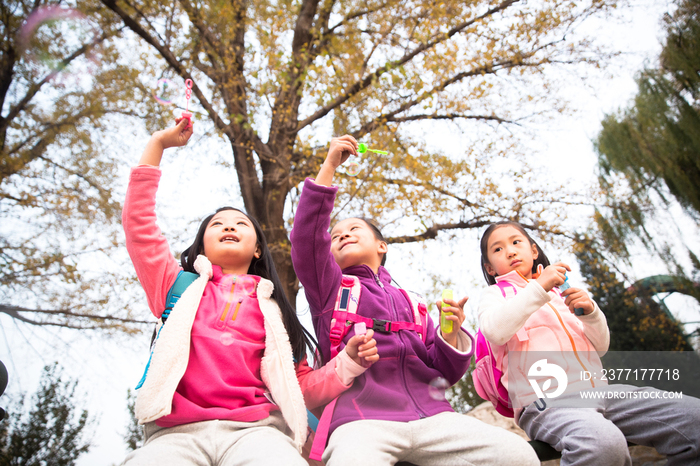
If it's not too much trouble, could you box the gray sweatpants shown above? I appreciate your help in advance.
[121,411,307,466]
[322,411,540,466]
[518,384,700,466]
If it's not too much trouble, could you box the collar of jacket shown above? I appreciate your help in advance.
[342,264,391,286]
[495,269,530,288]
[135,255,308,452]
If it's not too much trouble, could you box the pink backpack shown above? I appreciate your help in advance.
[472,281,518,417]
[309,274,428,461]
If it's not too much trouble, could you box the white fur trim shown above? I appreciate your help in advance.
[135,255,212,423]
[258,278,308,452]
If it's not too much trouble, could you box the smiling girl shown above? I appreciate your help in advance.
[121,120,378,465]
[289,135,539,466]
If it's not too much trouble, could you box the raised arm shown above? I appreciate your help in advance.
[122,119,194,317]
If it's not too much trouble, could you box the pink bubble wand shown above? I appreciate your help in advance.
[181,79,193,127]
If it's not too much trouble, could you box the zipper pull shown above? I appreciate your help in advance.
[374,274,384,288]
[231,298,243,322]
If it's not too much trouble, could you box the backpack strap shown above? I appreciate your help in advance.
[137,270,199,389]
[496,280,517,299]
[162,271,199,322]
[329,275,362,358]
[329,276,430,358]
[398,289,428,343]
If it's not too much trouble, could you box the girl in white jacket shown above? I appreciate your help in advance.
[121,119,378,465]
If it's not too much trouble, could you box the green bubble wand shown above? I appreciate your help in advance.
[342,143,389,176]
[357,143,388,155]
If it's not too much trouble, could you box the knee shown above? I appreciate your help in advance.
[563,428,629,464]
[502,435,540,466]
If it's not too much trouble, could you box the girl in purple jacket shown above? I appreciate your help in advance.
[290,135,539,465]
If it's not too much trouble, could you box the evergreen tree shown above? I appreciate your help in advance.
[123,389,142,452]
[575,241,694,352]
[0,364,91,466]
[594,0,700,256]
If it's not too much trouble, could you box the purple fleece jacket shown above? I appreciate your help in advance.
[290,178,474,436]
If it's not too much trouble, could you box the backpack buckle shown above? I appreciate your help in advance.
[371,319,391,334]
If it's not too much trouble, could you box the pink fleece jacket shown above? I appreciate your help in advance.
[123,165,364,428]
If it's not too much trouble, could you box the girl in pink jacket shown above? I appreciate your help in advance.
[121,119,378,466]
[478,220,700,466]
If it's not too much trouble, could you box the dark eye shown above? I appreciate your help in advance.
[494,247,502,253]
[513,239,521,245]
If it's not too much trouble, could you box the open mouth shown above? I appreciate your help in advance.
[220,235,239,243]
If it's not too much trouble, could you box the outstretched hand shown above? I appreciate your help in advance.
[437,296,469,348]
[314,134,358,187]
[345,328,379,368]
[156,117,194,149]
[138,118,194,166]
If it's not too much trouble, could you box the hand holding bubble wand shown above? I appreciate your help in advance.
[340,143,389,177]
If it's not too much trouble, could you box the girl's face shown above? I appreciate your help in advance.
[330,218,387,272]
[202,210,260,275]
[484,225,539,279]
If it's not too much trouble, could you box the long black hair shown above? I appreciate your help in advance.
[181,207,317,363]
[479,221,550,285]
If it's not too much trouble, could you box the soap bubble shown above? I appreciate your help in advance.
[428,377,449,401]
[345,161,361,177]
[19,6,99,82]
[154,78,177,106]
[220,332,235,346]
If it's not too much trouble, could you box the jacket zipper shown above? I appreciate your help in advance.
[220,277,237,322]
[547,302,595,388]
[376,270,426,418]
[515,271,595,389]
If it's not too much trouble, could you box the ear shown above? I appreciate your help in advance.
[484,262,496,277]
[377,241,388,255]
[531,243,539,260]
[254,245,262,259]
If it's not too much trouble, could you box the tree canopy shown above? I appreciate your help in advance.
[97,0,617,302]
[1,0,152,332]
[2,0,620,331]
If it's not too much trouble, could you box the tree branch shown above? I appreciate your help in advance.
[0,304,152,329]
[297,0,520,130]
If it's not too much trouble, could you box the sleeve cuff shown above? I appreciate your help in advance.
[335,349,368,386]
[437,328,474,355]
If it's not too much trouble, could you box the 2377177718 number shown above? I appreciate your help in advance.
[581,368,681,382]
